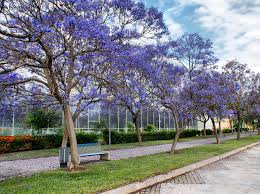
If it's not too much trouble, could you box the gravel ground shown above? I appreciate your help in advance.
[0,133,253,181]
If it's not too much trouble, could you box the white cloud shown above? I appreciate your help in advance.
[190,0,260,73]
[164,13,183,38]
[162,0,260,72]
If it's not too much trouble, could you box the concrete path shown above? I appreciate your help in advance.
[0,133,253,181]
[137,143,260,194]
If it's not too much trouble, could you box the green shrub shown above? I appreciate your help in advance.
[142,131,176,142]
[0,133,98,154]
[241,128,249,132]
[222,128,232,133]
[32,133,98,150]
[32,136,51,150]
[144,124,157,132]
[102,129,199,144]
[76,132,98,144]
[233,128,249,132]
[10,136,32,152]
[126,122,136,132]
[198,129,213,136]
[102,130,137,144]
[205,129,213,135]
[179,129,197,138]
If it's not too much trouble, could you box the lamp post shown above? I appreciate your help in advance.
[106,95,114,150]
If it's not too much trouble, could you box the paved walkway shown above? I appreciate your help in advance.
[135,143,260,194]
[0,133,253,181]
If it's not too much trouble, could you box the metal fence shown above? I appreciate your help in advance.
[0,104,198,136]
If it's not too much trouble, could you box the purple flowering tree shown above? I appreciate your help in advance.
[0,60,24,114]
[242,73,260,134]
[149,34,218,152]
[168,33,218,133]
[168,33,218,77]
[222,60,254,140]
[104,45,157,144]
[191,70,237,144]
[0,0,166,169]
[148,47,190,153]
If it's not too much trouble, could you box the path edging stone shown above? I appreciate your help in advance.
[101,141,260,194]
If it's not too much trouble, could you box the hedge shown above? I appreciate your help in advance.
[222,128,233,134]
[198,129,214,136]
[0,133,98,154]
[102,129,199,144]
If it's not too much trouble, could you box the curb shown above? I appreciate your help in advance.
[101,141,260,194]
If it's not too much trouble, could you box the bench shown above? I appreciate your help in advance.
[77,142,110,161]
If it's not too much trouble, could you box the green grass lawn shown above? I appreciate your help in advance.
[0,135,259,194]
[0,135,219,162]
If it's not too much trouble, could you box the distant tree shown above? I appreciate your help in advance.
[223,60,253,140]
[105,46,155,144]
[148,48,189,153]
[24,108,61,130]
[168,33,218,135]
[168,33,218,78]
[190,70,237,144]
[197,113,209,137]
[150,34,218,153]
[243,73,260,132]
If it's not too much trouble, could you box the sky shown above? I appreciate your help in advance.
[139,0,260,73]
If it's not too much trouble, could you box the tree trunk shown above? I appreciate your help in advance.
[61,126,69,147]
[218,120,223,137]
[133,115,142,145]
[62,114,77,147]
[210,117,220,144]
[64,105,80,170]
[229,117,234,134]
[170,113,181,154]
[237,113,241,140]
[203,121,206,137]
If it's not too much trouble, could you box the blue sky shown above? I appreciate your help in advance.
[139,0,260,73]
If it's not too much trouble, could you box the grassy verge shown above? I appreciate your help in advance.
[0,135,219,161]
[0,135,259,194]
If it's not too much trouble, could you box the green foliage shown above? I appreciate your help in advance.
[24,109,61,130]
[239,128,249,132]
[222,128,232,133]
[144,124,157,132]
[231,128,249,132]
[0,136,32,153]
[0,133,98,154]
[179,129,198,138]
[102,129,199,144]
[32,133,98,150]
[76,132,98,144]
[205,129,213,135]
[126,122,135,132]
[93,120,108,131]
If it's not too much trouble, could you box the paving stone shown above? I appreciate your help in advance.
[134,170,205,194]
[135,144,260,194]
[160,144,260,194]
[199,161,229,170]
